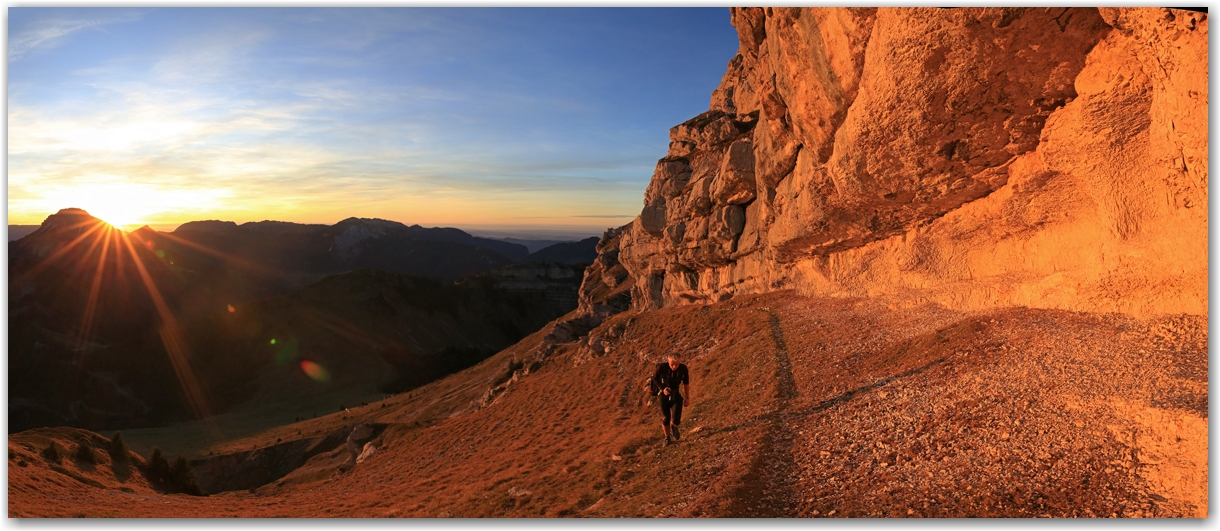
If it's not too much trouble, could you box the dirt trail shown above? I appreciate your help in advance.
[768,312,799,402]
[732,312,801,516]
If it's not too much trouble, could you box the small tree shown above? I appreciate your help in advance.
[170,456,204,496]
[108,432,131,462]
[73,439,98,464]
[146,447,171,483]
[41,441,64,464]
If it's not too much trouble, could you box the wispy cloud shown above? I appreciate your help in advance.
[149,24,272,83]
[9,12,139,61]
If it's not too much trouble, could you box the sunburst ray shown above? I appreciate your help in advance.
[13,220,108,284]
[118,232,220,439]
[71,224,116,366]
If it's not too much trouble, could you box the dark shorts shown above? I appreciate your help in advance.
[659,394,683,426]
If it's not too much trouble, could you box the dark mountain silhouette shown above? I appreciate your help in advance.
[168,217,527,285]
[8,209,582,434]
[10,209,188,431]
[522,237,599,265]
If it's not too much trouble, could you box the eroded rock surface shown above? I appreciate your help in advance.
[603,7,1207,317]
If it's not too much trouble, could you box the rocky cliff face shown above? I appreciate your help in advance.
[597,7,1207,317]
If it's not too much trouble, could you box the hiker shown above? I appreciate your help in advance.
[651,354,691,445]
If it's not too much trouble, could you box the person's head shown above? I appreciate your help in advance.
[667,354,680,370]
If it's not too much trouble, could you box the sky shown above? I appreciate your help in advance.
[7,7,739,237]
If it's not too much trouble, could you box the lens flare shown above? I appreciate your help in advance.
[270,338,277,345]
[300,360,331,383]
[272,337,299,365]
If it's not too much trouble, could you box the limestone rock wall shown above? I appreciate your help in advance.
[607,7,1207,317]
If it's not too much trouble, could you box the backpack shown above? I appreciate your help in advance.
[642,372,662,406]
[646,376,661,396]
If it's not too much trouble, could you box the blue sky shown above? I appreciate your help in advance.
[7,8,739,237]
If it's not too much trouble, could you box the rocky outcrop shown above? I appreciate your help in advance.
[342,424,374,468]
[189,423,388,493]
[576,226,633,319]
[603,7,1207,317]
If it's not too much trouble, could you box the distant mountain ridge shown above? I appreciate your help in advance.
[489,237,565,254]
[171,216,529,272]
[522,236,599,265]
[13,218,603,268]
[8,209,590,433]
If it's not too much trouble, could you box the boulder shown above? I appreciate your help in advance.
[712,139,757,205]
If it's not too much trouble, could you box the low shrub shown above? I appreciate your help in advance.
[41,441,64,463]
[144,447,205,496]
[74,439,98,464]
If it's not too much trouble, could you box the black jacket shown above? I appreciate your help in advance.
[653,363,689,398]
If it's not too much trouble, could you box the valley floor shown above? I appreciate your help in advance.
[9,292,1208,517]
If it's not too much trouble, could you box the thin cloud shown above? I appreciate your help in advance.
[149,24,273,83]
[9,12,139,61]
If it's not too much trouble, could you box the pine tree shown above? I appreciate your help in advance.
[146,447,171,483]
[169,455,204,496]
[108,432,130,462]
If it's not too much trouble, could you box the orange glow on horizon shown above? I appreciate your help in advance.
[9,178,234,230]
[9,201,633,235]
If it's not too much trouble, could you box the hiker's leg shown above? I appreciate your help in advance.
[660,397,673,440]
[671,397,684,440]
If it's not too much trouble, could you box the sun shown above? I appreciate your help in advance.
[18,181,160,231]
[72,198,152,231]
[15,177,230,232]
[82,206,145,231]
